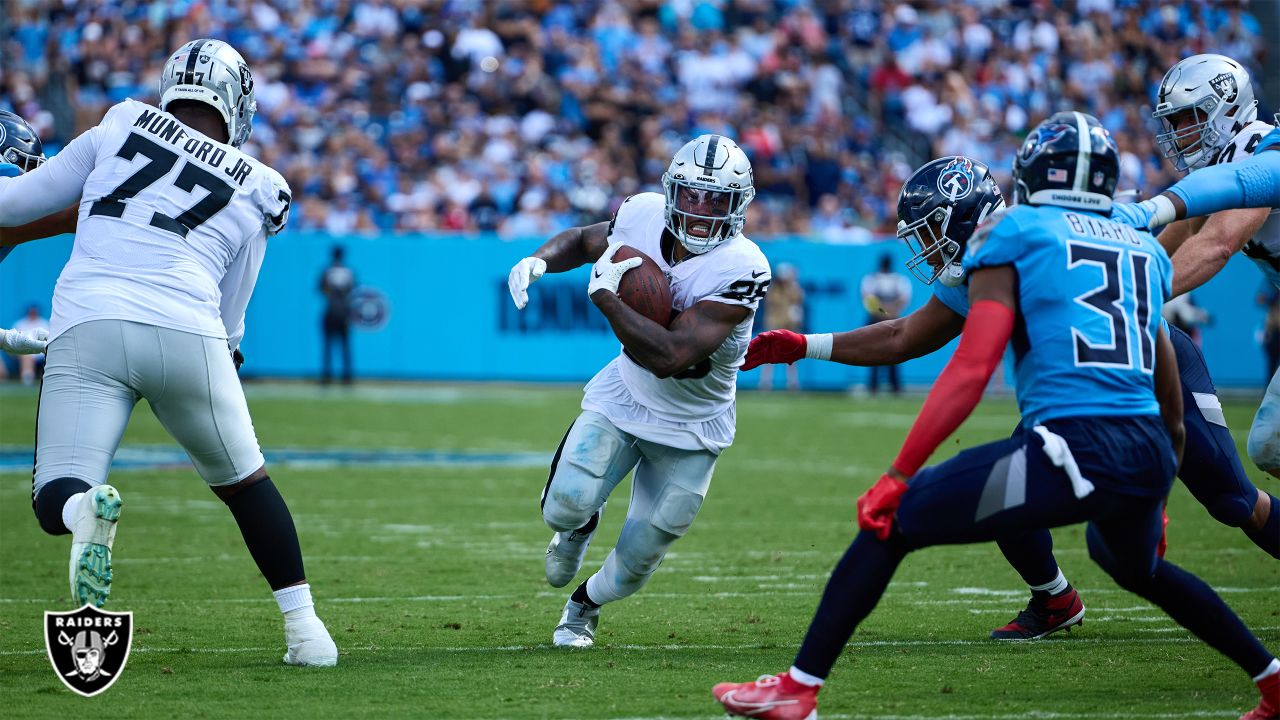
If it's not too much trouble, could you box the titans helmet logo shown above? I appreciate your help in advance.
[936,157,975,201]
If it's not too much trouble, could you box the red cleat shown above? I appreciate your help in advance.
[1241,671,1280,720]
[990,587,1085,640]
[712,672,819,720]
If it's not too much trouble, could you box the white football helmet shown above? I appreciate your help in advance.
[159,39,257,147]
[1153,54,1258,172]
[661,134,755,254]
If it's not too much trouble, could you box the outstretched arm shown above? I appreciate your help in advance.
[857,265,1017,539]
[508,221,612,309]
[0,205,78,248]
[1132,142,1280,227]
[743,295,965,370]
[1166,207,1271,297]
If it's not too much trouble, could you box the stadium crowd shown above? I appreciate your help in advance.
[1,0,1271,240]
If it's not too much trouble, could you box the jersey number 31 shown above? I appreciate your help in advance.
[1068,241,1157,373]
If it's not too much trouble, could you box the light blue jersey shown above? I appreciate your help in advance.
[931,279,969,316]
[961,204,1173,426]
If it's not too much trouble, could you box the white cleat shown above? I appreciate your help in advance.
[68,485,123,608]
[282,615,338,667]
[545,504,604,588]
[552,598,599,648]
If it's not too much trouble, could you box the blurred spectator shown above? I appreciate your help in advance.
[12,304,49,385]
[1163,294,1211,347]
[758,263,804,392]
[319,245,355,385]
[861,254,911,396]
[1,1,1266,238]
[1259,284,1280,381]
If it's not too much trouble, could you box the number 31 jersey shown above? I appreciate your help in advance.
[962,204,1172,427]
[0,99,290,348]
[590,192,771,436]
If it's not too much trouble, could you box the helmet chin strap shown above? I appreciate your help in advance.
[940,263,966,287]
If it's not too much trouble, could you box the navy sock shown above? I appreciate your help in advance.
[570,581,599,608]
[793,530,909,679]
[995,528,1060,590]
[1244,494,1280,559]
[218,477,306,591]
[32,477,93,536]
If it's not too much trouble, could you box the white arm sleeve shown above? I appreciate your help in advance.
[218,231,268,350]
[0,123,101,226]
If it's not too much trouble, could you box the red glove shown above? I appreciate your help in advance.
[857,473,909,540]
[742,330,806,371]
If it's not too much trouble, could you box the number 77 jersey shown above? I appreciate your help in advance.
[0,99,291,348]
[962,204,1173,428]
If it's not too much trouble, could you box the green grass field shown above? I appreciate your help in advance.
[1,382,1277,719]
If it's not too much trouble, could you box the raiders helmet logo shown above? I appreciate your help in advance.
[239,63,254,96]
[44,605,133,697]
[1209,72,1238,103]
[936,157,975,201]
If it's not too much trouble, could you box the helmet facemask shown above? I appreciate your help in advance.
[1154,96,1223,172]
[899,204,963,286]
[662,176,754,254]
[1,146,45,173]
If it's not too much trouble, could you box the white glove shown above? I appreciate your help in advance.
[1,327,48,355]
[587,244,642,297]
[508,256,547,310]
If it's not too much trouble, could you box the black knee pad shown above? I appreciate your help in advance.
[32,477,94,536]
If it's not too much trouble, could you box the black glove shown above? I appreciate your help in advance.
[232,348,245,372]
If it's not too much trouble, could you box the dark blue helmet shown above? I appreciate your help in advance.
[896,156,1005,286]
[1013,111,1119,212]
[0,110,45,173]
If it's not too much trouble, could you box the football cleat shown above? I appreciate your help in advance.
[713,672,819,720]
[990,586,1085,640]
[68,485,123,608]
[545,504,604,588]
[552,598,599,648]
[1240,670,1280,720]
[282,615,338,667]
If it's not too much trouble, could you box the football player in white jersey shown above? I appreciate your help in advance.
[0,40,337,667]
[507,134,771,647]
[1150,55,1280,493]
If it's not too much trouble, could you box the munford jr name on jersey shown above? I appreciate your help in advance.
[131,107,254,185]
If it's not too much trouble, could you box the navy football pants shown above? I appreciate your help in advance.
[996,324,1274,584]
[792,417,1275,680]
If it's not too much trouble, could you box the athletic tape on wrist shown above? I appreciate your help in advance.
[805,333,833,361]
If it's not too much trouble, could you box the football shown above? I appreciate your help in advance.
[614,245,673,327]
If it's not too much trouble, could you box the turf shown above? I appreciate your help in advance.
[1,382,1276,719]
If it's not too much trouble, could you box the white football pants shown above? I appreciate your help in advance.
[1248,363,1280,474]
[541,410,717,604]
[32,319,265,499]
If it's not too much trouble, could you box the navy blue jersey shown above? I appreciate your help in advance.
[961,205,1173,426]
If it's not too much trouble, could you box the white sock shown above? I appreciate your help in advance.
[1029,569,1069,596]
[274,583,315,618]
[1253,657,1280,683]
[788,666,824,687]
[61,493,86,533]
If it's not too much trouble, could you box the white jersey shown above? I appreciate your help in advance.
[1213,120,1280,288]
[583,192,771,452]
[0,99,291,349]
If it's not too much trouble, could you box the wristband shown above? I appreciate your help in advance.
[804,333,833,360]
